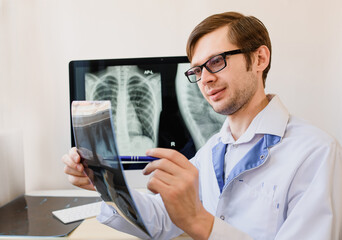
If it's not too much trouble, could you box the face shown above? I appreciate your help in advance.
[191,26,259,116]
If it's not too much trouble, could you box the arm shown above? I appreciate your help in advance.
[62,147,183,239]
[62,147,251,239]
[144,148,255,240]
[97,188,184,239]
[143,148,215,240]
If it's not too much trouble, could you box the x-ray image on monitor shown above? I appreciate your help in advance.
[84,66,162,156]
[69,56,224,169]
[175,64,226,149]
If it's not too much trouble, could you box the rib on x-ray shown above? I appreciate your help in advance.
[85,66,162,156]
[175,64,226,150]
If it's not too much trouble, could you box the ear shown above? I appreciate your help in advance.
[254,45,270,72]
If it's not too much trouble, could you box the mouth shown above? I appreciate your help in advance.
[207,88,226,101]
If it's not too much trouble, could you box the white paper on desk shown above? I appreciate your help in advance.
[71,101,151,238]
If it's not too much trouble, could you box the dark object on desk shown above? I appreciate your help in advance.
[0,195,101,237]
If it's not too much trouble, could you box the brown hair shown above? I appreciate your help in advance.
[186,12,272,86]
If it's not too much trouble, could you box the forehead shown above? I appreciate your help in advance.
[191,26,237,66]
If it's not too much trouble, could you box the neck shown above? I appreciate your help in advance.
[228,93,269,141]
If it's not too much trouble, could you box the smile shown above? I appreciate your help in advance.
[208,88,226,101]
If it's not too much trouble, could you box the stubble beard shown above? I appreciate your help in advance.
[212,74,258,116]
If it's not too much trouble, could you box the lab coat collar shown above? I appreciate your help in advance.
[218,94,289,144]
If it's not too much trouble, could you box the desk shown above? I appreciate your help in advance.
[70,216,191,240]
[0,190,191,240]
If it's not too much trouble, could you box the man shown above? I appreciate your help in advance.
[62,12,342,239]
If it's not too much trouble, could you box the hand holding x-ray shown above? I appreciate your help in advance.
[62,147,96,191]
[70,100,151,238]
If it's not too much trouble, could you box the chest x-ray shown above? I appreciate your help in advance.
[85,66,162,156]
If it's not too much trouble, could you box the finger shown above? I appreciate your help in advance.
[81,184,96,191]
[150,169,176,186]
[63,165,86,177]
[62,153,83,172]
[146,148,191,168]
[69,147,81,163]
[147,174,170,195]
[67,175,95,191]
[143,158,180,176]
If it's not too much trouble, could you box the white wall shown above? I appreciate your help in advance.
[0,0,341,192]
[0,130,25,206]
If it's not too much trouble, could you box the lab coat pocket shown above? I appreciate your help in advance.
[223,180,280,239]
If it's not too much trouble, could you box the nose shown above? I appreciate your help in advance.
[200,67,217,85]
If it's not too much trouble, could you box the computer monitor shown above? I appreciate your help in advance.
[69,56,225,170]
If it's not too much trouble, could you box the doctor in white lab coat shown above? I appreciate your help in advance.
[62,11,342,240]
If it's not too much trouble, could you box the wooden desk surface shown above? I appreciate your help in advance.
[70,217,191,239]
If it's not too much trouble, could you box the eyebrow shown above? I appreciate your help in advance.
[190,52,222,67]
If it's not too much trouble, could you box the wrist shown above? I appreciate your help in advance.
[186,207,214,240]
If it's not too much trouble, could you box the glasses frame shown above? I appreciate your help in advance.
[184,49,243,83]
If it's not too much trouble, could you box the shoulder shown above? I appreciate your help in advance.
[285,115,337,148]
[279,115,341,168]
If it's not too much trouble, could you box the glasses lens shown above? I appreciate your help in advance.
[186,66,202,83]
[206,55,226,73]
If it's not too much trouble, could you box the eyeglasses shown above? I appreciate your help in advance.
[184,49,243,83]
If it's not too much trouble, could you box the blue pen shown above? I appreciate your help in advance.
[120,156,159,162]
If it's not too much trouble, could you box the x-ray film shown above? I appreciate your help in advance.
[71,101,151,238]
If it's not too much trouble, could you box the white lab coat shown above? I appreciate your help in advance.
[97,95,342,240]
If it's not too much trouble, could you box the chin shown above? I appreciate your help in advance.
[212,103,240,116]
[211,105,228,115]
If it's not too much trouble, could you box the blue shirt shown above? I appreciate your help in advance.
[97,95,342,240]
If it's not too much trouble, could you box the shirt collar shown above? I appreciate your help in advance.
[218,94,289,144]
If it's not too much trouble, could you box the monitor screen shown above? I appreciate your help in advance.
[69,56,225,169]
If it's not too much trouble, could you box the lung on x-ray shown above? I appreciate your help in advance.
[85,66,162,156]
[69,56,225,167]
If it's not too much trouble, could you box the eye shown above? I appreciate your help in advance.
[193,67,202,76]
[207,55,225,70]
[188,67,201,76]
